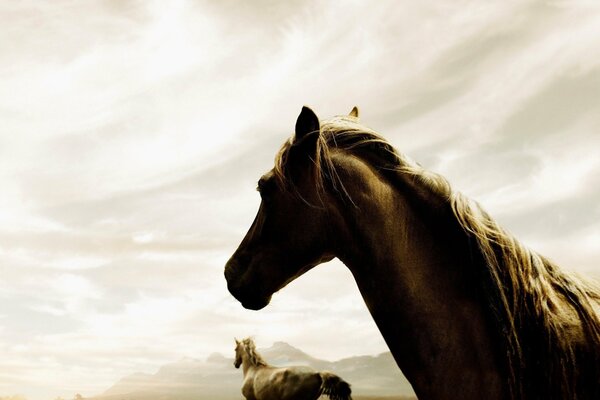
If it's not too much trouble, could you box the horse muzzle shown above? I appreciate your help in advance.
[227,281,271,310]
[224,262,272,310]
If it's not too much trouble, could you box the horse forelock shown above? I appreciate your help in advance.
[273,114,600,398]
[273,116,450,207]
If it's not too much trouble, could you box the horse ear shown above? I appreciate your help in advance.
[293,106,320,148]
[349,106,359,118]
[235,338,239,345]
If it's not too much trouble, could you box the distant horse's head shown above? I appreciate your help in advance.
[234,338,243,368]
[224,107,359,310]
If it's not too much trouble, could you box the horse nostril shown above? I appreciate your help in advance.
[227,281,242,299]
[224,263,238,282]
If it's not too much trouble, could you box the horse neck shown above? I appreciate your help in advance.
[241,348,264,377]
[241,353,254,376]
[242,359,253,377]
[330,159,506,399]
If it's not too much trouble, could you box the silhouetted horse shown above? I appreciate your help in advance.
[234,337,351,400]
[225,106,600,399]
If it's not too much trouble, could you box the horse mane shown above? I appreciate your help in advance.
[241,337,269,367]
[274,114,600,399]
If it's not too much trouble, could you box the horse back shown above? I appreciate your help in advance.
[253,366,322,400]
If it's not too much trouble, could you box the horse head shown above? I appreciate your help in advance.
[234,338,243,368]
[224,107,355,310]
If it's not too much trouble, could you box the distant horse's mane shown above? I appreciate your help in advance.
[274,115,600,399]
[241,337,268,367]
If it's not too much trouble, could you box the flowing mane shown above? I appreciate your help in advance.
[241,338,268,367]
[273,114,600,399]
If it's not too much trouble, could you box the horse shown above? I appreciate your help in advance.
[224,106,600,399]
[233,337,352,400]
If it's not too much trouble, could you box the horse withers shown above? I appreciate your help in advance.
[234,337,352,400]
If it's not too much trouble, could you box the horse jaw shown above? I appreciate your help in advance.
[226,282,272,311]
[224,268,273,310]
[240,295,271,311]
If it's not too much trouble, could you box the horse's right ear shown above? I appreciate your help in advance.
[293,106,320,150]
[235,338,239,345]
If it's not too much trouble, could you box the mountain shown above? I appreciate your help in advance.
[92,342,414,399]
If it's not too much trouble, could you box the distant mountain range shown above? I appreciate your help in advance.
[91,342,415,399]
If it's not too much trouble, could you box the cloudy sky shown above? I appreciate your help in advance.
[1,1,600,399]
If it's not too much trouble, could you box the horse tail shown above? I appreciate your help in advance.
[318,371,352,400]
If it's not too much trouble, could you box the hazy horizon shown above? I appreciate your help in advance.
[1,1,600,399]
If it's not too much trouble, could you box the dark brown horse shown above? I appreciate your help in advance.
[224,106,600,399]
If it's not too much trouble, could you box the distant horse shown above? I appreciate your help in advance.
[224,106,600,399]
[233,337,352,400]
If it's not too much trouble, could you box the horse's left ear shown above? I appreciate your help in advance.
[293,106,320,150]
[349,106,359,118]
[235,338,240,345]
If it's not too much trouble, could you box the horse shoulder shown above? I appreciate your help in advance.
[252,367,282,399]
[241,370,258,400]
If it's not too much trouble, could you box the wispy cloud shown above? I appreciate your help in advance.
[1,1,599,399]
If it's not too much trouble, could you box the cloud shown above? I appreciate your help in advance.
[1,1,599,399]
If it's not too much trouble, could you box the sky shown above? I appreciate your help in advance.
[1,0,600,399]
